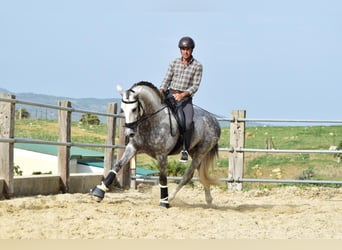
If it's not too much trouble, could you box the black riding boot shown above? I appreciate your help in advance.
[179,128,193,163]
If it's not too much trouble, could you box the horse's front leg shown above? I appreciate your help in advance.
[157,155,170,208]
[91,143,137,202]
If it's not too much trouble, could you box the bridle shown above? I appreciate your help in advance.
[122,89,167,131]
[121,96,143,130]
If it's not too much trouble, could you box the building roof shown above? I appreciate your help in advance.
[15,143,104,158]
[77,158,159,176]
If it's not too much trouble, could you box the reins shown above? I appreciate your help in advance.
[136,104,168,126]
[123,98,169,130]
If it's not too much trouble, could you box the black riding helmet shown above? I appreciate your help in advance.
[178,36,195,49]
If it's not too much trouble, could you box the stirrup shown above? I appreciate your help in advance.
[179,150,189,163]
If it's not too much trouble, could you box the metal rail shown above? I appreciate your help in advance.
[0,137,126,149]
[0,97,124,118]
[3,97,342,124]
[218,147,342,154]
[131,175,342,185]
[216,117,342,124]
[238,118,342,124]
[237,148,342,154]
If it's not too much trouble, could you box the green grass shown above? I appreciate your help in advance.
[14,119,113,150]
[215,124,336,148]
[219,125,342,189]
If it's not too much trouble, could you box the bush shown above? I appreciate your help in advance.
[15,108,30,119]
[79,113,100,125]
[298,166,315,180]
[335,141,342,159]
[14,165,23,176]
[167,160,187,176]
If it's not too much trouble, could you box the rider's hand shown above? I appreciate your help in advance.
[173,92,189,101]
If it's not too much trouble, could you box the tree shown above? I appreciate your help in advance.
[79,113,100,125]
[15,108,30,119]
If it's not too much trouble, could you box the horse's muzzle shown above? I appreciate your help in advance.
[124,122,138,137]
[125,128,135,138]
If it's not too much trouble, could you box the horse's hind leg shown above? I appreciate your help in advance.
[204,186,213,205]
[169,156,214,205]
[168,162,198,202]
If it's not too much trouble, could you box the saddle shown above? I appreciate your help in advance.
[163,89,185,130]
[163,90,190,155]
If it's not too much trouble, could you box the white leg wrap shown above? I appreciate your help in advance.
[160,197,169,204]
[159,184,169,203]
[96,181,109,192]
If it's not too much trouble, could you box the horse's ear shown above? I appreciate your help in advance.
[116,85,124,96]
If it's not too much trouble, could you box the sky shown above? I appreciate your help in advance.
[1,0,341,120]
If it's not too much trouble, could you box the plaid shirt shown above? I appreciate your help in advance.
[161,57,203,96]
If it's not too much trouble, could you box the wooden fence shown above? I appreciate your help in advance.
[1,93,342,198]
[0,93,131,198]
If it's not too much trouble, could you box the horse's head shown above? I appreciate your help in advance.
[117,85,143,137]
[117,81,164,138]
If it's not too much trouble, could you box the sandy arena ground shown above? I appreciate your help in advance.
[0,183,341,239]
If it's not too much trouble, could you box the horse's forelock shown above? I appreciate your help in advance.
[122,88,136,102]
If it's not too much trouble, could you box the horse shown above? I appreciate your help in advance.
[91,81,221,208]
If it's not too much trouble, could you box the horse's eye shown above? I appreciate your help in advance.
[132,108,137,113]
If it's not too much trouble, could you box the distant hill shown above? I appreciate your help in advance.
[0,87,11,93]
[0,88,120,122]
[1,88,260,127]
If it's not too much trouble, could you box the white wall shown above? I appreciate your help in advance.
[14,148,58,175]
[14,149,103,176]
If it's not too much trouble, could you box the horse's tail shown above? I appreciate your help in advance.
[198,143,220,187]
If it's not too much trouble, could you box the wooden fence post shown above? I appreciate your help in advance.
[0,93,15,197]
[228,110,246,191]
[116,114,131,189]
[58,100,71,193]
[104,103,117,176]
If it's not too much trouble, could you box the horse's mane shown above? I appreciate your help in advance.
[131,81,163,100]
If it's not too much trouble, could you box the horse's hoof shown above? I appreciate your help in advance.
[93,196,103,202]
[91,187,105,202]
[159,202,170,208]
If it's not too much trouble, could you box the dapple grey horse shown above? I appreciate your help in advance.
[91,81,221,208]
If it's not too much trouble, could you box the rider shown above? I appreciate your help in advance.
[159,36,203,162]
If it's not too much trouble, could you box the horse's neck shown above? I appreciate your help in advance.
[140,90,163,112]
